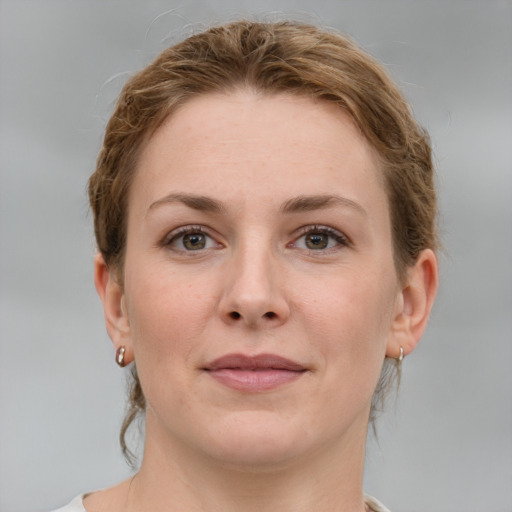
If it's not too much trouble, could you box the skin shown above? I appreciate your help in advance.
[92,90,438,512]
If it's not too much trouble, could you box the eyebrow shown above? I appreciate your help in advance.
[280,194,367,216]
[147,193,226,216]
[147,192,366,217]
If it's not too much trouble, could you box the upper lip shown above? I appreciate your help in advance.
[204,353,306,372]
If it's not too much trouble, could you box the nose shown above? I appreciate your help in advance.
[218,242,290,329]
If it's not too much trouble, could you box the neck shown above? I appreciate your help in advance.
[127,415,369,512]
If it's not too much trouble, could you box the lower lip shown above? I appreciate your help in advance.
[207,369,304,392]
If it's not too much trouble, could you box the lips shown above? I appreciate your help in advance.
[203,353,307,392]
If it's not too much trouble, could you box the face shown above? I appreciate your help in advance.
[112,91,406,468]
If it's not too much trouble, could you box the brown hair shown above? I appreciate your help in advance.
[89,20,438,465]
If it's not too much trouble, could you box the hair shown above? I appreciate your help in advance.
[89,20,438,465]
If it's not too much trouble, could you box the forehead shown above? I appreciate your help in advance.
[132,90,386,214]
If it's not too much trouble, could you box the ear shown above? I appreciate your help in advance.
[94,253,134,365]
[386,249,439,358]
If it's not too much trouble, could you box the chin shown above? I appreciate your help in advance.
[194,411,314,470]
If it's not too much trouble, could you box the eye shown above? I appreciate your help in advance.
[164,226,219,252]
[292,226,349,251]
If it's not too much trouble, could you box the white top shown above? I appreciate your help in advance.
[51,493,391,511]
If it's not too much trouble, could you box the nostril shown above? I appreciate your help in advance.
[227,311,278,321]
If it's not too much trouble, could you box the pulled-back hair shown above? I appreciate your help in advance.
[89,20,438,465]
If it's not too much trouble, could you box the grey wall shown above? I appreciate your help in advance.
[1,1,511,511]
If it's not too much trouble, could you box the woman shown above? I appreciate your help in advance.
[54,20,438,512]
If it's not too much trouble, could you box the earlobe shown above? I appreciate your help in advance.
[387,249,439,358]
[94,253,134,364]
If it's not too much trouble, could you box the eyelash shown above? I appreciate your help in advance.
[161,225,218,252]
[161,224,350,254]
[292,225,351,252]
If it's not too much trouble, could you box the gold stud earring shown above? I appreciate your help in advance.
[116,346,127,368]
[397,346,404,362]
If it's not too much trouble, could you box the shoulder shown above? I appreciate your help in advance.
[364,493,392,512]
[50,478,132,512]
[49,494,86,512]
[51,491,389,512]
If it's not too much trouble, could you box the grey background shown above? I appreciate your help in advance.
[1,1,511,511]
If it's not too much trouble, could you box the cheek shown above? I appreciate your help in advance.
[297,267,396,365]
[124,264,217,363]
[122,264,222,417]
[276,270,396,439]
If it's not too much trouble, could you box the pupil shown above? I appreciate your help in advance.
[306,233,328,249]
[184,233,205,250]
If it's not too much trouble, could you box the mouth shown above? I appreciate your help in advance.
[203,353,307,392]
